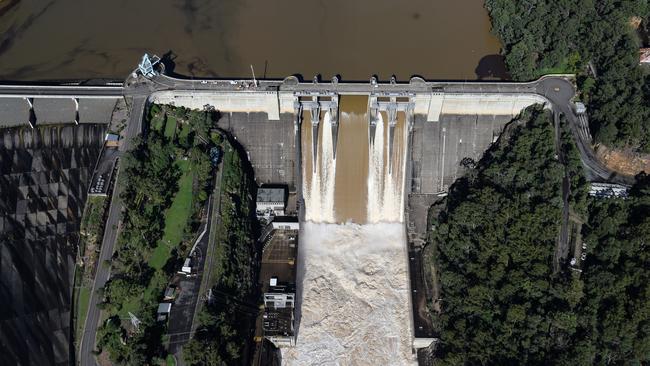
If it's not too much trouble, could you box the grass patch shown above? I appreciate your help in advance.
[166,354,177,366]
[150,105,164,131]
[75,286,91,341]
[80,196,107,254]
[178,123,191,140]
[118,295,141,319]
[164,116,177,139]
[151,115,165,132]
[149,160,193,270]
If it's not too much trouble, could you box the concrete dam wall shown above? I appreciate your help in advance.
[150,88,548,122]
[0,124,105,366]
[149,88,548,197]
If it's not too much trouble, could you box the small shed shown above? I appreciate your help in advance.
[157,303,172,321]
[105,133,120,147]
[181,258,192,274]
[163,286,176,301]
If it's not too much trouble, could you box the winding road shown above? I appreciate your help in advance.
[78,96,145,366]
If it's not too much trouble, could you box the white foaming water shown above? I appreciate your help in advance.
[303,111,337,223]
[282,223,416,365]
[367,114,386,223]
[291,98,414,365]
[367,113,407,223]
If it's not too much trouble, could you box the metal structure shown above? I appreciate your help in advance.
[138,53,161,78]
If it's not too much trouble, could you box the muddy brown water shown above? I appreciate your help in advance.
[0,0,505,81]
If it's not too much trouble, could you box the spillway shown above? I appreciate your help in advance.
[302,95,409,224]
[286,95,415,365]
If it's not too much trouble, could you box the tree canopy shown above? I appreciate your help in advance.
[428,107,650,364]
[486,0,650,151]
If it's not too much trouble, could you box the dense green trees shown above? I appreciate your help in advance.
[485,0,650,150]
[428,107,650,364]
[431,108,574,364]
[97,105,218,364]
[572,174,650,364]
[183,137,259,366]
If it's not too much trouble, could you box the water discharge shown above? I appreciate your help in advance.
[303,96,409,224]
[284,223,415,365]
[288,96,415,364]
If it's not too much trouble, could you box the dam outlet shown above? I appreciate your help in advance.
[284,95,415,364]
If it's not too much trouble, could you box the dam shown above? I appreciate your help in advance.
[0,72,593,365]
[153,74,578,365]
[147,74,557,363]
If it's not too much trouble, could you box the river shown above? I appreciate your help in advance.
[0,0,505,81]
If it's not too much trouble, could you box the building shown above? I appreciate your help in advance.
[640,48,650,64]
[180,258,192,275]
[589,182,629,198]
[256,187,286,220]
[257,220,298,347]
[271,216,300,230]
[263,282,296,347]
[105,133,120,147]
[138,53,161,78]
[157,303,172,322]
[163,286,177,301]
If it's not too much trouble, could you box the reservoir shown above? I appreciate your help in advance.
[0,0,504,81]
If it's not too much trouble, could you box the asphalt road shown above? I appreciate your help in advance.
[166,197,213,356]
[78,96,145,366]
[0,84,123,97]
[535,77,633,185]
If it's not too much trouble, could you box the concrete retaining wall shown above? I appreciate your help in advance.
[149,90,282,120]
[439,93,548,116]
[150,90,547,123]
[414,93,548,122]
[413,93,548,122]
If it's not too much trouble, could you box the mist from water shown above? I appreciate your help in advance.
[290,98,414,364]
[283,223,416,365]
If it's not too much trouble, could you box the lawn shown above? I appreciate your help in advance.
[178,123,191,141]
[75,286,90,341]
[164,115,178,139]
[151,115,165,132]
[149,160,193,270]
[120,296,142,319]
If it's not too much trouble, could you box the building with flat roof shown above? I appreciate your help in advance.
[157,303,172,322]
[589,182,629,198]
[263,286,296,347]
[256,187,286,220]
[257,222,298,347]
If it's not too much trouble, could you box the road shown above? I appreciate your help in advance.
[534,77,633,185]
[0,84,123,97]
[78,96,145,366]
[0,73,633,188]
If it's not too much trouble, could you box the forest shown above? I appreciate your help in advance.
[485,0,650,151]
[96,105,216,364]
[428,107,650,364]
[182,133,260,365]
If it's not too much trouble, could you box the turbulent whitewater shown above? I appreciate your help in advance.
[285,96,415,364]
[282,223,415,365]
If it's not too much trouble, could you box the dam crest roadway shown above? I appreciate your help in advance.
[0,73,629,186]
